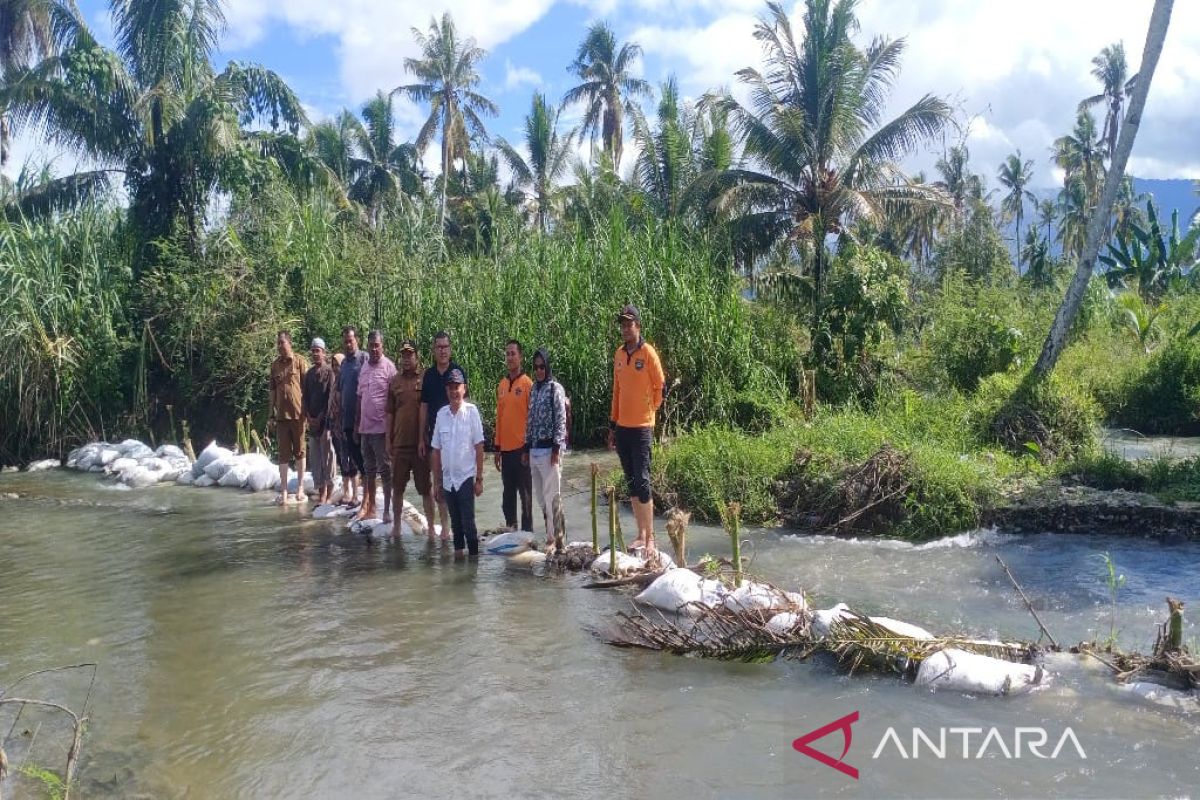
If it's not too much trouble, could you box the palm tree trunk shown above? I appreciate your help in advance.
[439,107,450,235]
[1015,208,1023,275]
[1032,0,1174,380]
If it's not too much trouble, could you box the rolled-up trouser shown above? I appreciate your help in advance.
[445,478,479,555]
[276,419,305,464]
[614,425,653,503]
[500,449,533,531]
[341,427,365,478]
[360,433,392,488]
[392,446,432,518]
[307,428,334,490]
[530,450,564,540]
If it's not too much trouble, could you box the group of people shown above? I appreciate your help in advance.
[267,304,665,558]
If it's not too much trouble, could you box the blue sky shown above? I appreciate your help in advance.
[11,0,1200,193]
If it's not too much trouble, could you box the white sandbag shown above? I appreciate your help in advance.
[286,472,315,495]
[193,475,216,487]
[634,569,728,614]
[116,438,145,454]
[483,530,536,555]
[1120,681,1200,712]
[108,457,138,474]
[245,463,278,492]
[218,462,252,488]
[507,550,547,569]
[810,603,852,639]
[722,581,801,614]
[204,454,239,481]
[98,447,121,467]
[590,549,646,577]
[155,444,187,461]
[124,444,155,460]
[870,616,934,640]
[138,457,171,472]
[26,458,61,472]
[176,472,195,486]
[193,442,232,477]
[916,648,1043,696]
[401,501,428,535]
[766,612,803,635]
[313,503,353,518]
[74,443,105,470]
[348,517,383,535]
[124,466,163,489]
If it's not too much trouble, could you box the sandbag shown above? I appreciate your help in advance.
[590,549,646,577]
[176,472,195,486]
[218,462,252,488]
[870,616,934,640]
[722,582,803,614]
[286,472,315,495]
[193,442,232,477]
[507,550,547,569]
[401,501,428,535]
[123,466,163,489]
[98,448,121,467]
[766,612,803,635]
[193,475,216,487]
[204,455,239,481]
[810,604,852,639]
[348,517,383,535]
[634,569,728,614]
[26,458,60,472]
[108,457,138,474]
[1120,681,1200,712]
[916,648,1043,696]
[74,443,105,470]
[482,530,536,555]
[116,438,145,453]
[246,463,278,492]
[124,444,154,461]
[155,444,187,461]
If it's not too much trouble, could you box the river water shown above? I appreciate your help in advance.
[2,454,1198,799]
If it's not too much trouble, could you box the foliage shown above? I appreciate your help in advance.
[1099,199,1200,299]
[931,205,1013,284]
[563,21,650,168]
[918,276,1031,392]
[972,371,1100,461]
[1108,334,1200,435]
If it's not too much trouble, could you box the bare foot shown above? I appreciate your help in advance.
[295,493,308,504]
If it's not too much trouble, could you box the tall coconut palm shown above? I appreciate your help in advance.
[396,12,497,233]
[1079,42,1138,162]
[715,0,950,322]
[1036,198,1058,244]
[631,76,696,219]
[997,151,1036,273]
[494,92,574,232]
[0,0,59,166]
[0,0,305,271]
[934,145,986,224]
[1057,175,1090,261]
[563,21,651,169]
[350,91,423,223]
[1053,111,1104,205]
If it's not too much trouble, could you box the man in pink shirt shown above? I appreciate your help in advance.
[355,330,397,523]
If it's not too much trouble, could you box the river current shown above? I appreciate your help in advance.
[2,454,1198,798]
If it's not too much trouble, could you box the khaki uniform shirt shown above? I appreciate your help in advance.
[386,368,424,449]
[270,353,308,420]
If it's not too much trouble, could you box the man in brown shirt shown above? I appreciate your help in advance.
[269,331,309,505]
[386,339,435,539]
[302,337,336,505]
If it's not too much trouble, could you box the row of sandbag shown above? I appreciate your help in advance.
[632,569,1042,696]
[176,441,314,493]
[67,439,193,488]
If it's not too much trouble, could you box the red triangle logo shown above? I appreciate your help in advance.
[792,711,860,780]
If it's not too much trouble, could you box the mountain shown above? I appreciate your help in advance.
[1134,178,1199,223]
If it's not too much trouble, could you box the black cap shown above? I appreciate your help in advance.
[617,304,641,323]
[446,368,466,384]
[399,339,417,352]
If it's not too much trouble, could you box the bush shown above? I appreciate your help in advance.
[1109,335,1200,435]
[921,278,1030,392]
[972,371,1100,461]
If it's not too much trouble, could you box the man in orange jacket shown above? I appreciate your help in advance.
[607,304,665,552]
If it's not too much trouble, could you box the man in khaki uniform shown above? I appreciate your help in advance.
[270,331,309,505]
[386,340,435,539]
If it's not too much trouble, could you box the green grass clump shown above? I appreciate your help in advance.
[971,371,1100,461]
[1107,336,1200,436]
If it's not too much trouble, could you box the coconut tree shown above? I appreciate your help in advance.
[1079,42,1138,162]
[715,0,951,324]
[348,91,423,224]
[0,0,58,166]
[0,0,305,272]
[934,145,986,224]
[997,151,1036,273]
[563,21,651,169]
[494,92,574,232]
[1053,111,1104,206]
[1036,198,1057,244]
[631,76,696,219]
[396,12,497,232]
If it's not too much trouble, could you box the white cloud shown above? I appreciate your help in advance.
[504,59,543,91]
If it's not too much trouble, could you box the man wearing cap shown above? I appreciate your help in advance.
[386,339,437,539]
[608,305,665,551]
[430,368,485,557]
[494,340,533,533]
[356,330,397,523]
[302,337,337,506]
[418,331,465,539]
[269,331,309,505]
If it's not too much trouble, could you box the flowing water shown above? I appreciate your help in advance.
[2,455,1199,799]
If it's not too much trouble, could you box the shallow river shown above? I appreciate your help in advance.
[2,454,1198,799]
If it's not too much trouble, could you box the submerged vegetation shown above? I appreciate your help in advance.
[0,0,1195,540]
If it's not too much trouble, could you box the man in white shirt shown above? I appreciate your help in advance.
[430,369,485,557]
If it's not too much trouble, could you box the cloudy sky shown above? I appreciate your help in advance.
[7,0,1199,191]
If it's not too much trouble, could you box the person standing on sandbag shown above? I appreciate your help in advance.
[329,352,354,504]
[418,332,465,540]
[524,348,568,551]
[494,340,533,533]
[386,340,437,540]
[355,330,396,523]
[302,337,336,506]
[338,326,368,507]
[608,305,665,553]
[269,331,309,505]
[431,368,484,557]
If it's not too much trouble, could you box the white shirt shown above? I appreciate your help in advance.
[431,401,485,491]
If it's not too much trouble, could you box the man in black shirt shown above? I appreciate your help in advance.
[418,331,466,540]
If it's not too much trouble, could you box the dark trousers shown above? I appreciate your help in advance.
[341,428,365,478]
[445,479,479,555]
[500,450,533,531]
[615,425,653,503]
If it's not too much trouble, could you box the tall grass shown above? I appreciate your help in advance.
[0,206,132,460]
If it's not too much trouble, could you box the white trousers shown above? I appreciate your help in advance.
[530,451,564,539]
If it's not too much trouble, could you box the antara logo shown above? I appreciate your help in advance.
[794,713,1087,780]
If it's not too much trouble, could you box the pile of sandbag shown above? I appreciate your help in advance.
[67,440,192,487]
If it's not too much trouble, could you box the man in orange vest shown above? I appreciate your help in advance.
[607,305,665,552]
[494,340,533,532]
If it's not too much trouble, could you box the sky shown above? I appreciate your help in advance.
[6,0,1200,194]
